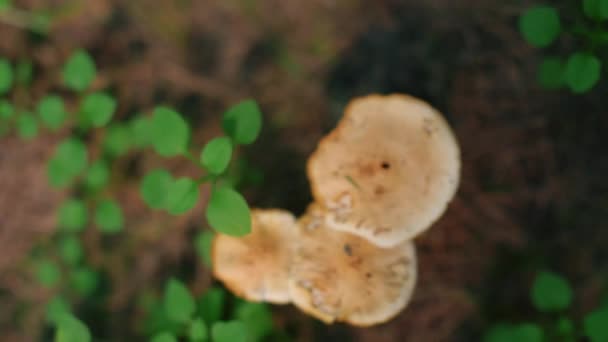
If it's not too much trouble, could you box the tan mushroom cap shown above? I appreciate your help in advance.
[212,209,296,304]
[307,94,460,247]
[288,204,417,326]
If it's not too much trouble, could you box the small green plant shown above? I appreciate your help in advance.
[484,270,608,342]
[519,1,608,93]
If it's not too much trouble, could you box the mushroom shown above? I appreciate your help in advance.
[212,209,297,304]
[288,204,417,326]
[307,94,460,247]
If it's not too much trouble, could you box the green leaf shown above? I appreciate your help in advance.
[235,302,274,341]
[165,177,200,215]
[70,267,98,297]
[0,0,12,10]
[484,323,543,342]
[150,332,177,342]
[47,138,88,188]
[164,278,196,324]
[206,187,251,236]
[36,260,60,287]
[556,317,575,339]
[16,60,33,85]
[584,0,608,20]
[189,318,207,342]
[194,230,214,268]
[0,99,13,119]
[519,6,561,48]
[564,52,601,93]
[84,160,110,191]
[584,308,608,342]
[59,236,83,266]
[538,57,564,89]
[140,169,173,209]
[58,199,88,232]
[62,50,96,92]
[130,116,153,147]
[222,99,262,145]
[531,271,572,312]
[94,199,124,233]
[0,58,13,94]
[37,95,67,130]
[103,123,132,157]
[80,92,116,128]
[46,296,71,324]
[151,106,190,157]
[201,136,233,175]
[211,321,248,342]
[54,314,91,342]
[199,287,225,324]
[17,113,38,139]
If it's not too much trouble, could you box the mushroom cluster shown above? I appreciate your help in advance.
[212,94,460,326]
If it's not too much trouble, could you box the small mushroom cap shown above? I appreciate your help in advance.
[307,94,460,247]
[212,209,296,304]
[288,204,417,326]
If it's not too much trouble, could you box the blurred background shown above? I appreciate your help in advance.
[1,0,607,341]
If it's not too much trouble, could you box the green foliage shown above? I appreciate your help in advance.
[199,287,225,324]
[47,138,88,188]
[62,50,96,92]
[564,52,601,93]
[519,6,560,48]
[80,92,116,128]
[584,0,608,20]
[58,199,88,232]
[211,321,248,342]
[46,296,71,323]
[0,99,13,119]
[85,160,110,191]
[151,107,190,157]
[150,332,177,342]
[16,60,33,85]
[94,199,124,233]
[0,0,11,10]
[484,323,543,342]
[38,95,67,130]
[141,169,173,209]
[206,186,251,236]
[584,308,608,342]
[188,318,208,342]
[70,267,98,297]
[194,230,214,267]
[531,271,573,312]
[164,278,196,324]
[17,113,38,139]
[59,236,83,266]
[222,99,262,145]
[235,302,274,341]
[36,260,60,287]
[537,57,564,89]
[103,123,132,157]
[0,58,13,94]
[54,314,92,342]
[201,136,233,175]
[130,116,153,147]
[166,178,200,215]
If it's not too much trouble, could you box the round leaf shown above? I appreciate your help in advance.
[0,99,14,119]
[17,113,38,139]
[235,302,274,341]
[130,116,152,147]
[211,321,248,342]
[564,52,601,93]
[59,236,83,266]
[519,6,560,48]
[584,0,608,20]
[103,124,131,157]
[164,278,196,324]
[537,57,564,89]
[58,199,88,232]
[70,268,98,297]
[584,308,608,342]
[46,296,71,324]
[201,136,233,175]
[206,187,251,236]
[47,138,88,188]
[80,92,116,127]
[531,271,572,312]
[36,260,60,287]
[0,58,13,94]
[37,95,66,130]
[166,178,199,215]
[151,106,190,157]
[54,314,91,342]
[151,332,177,342]
[94,199,123,233]
[199,287,225,324]
[62,50,96,92]
[189,318,207,342]
[222,99,262,145]
[194,230,214,267]
[140,169,173,209]
[85,160,110,191]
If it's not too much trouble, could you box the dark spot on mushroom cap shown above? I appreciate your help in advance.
[343,244,353,256]
[374,185,386,196]
[381,162,390,169]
